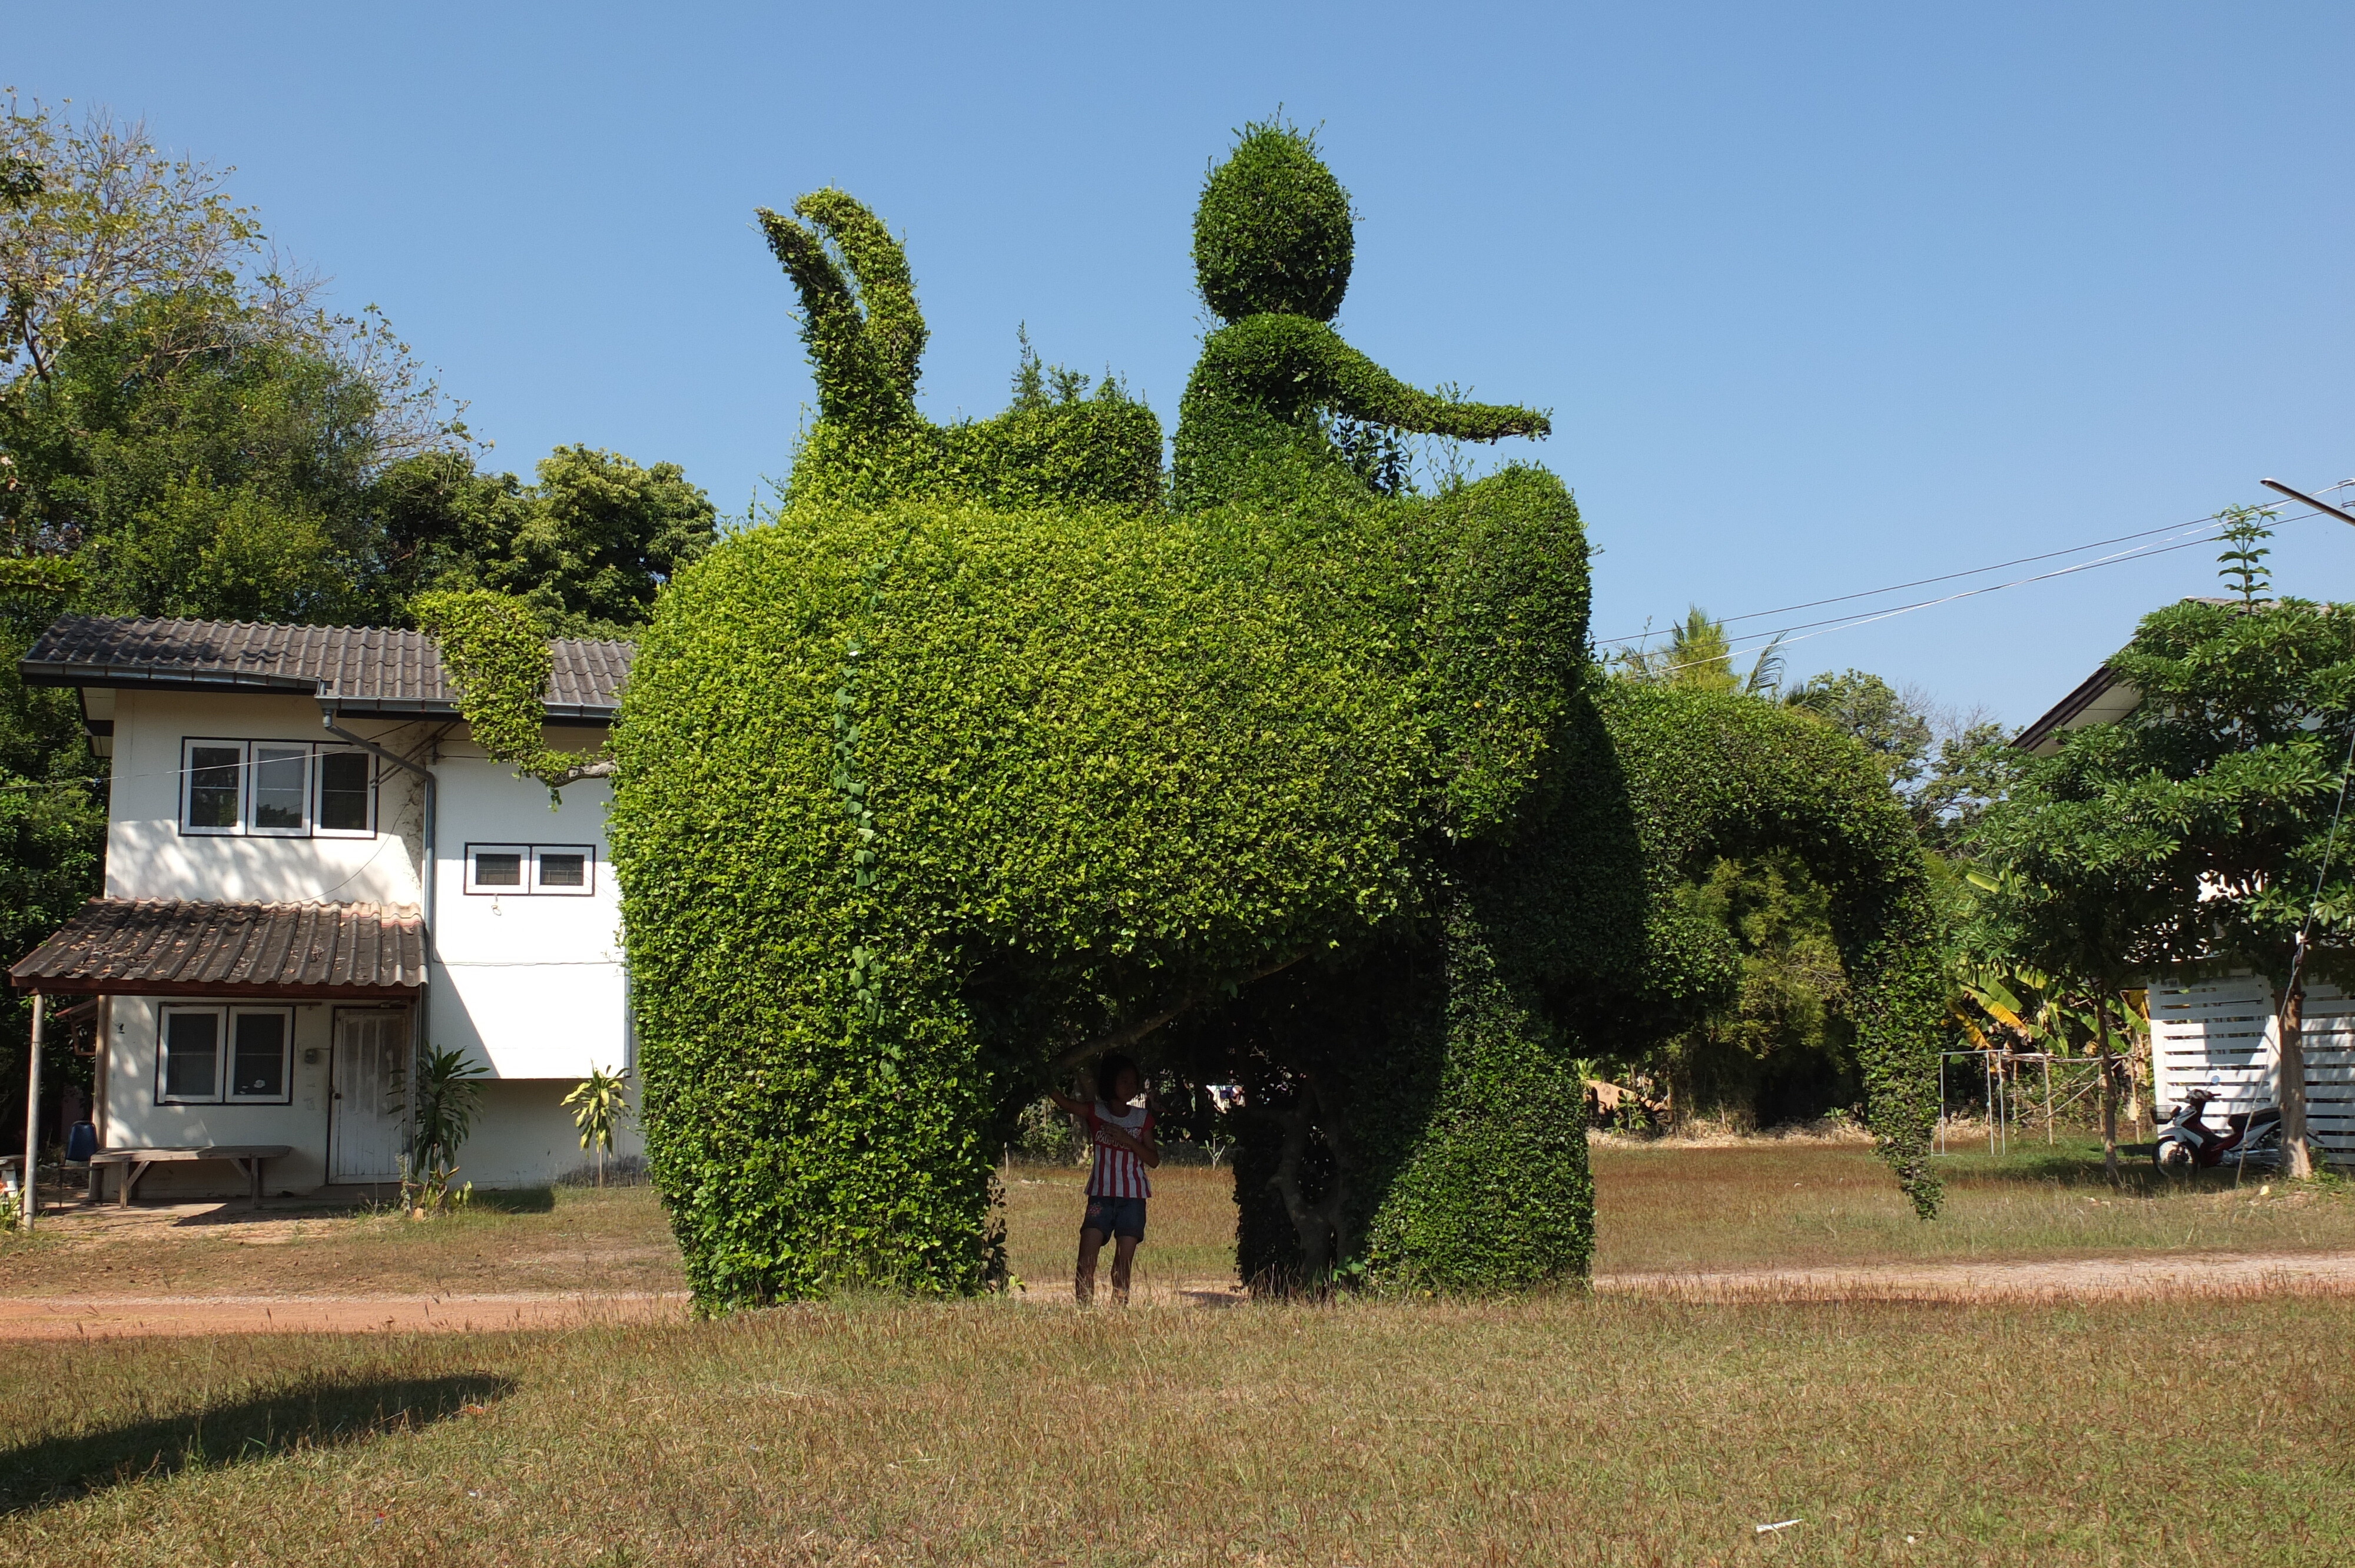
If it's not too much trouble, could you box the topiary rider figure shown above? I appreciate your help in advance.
[1173,120,1551,510]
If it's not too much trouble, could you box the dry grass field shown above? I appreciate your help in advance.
[1592,1138,2355,1273]
[4,1140,2353,1563]
[9,1138,2355,1301]
[4,1290,2351,1564]
[0,1185,680,1299]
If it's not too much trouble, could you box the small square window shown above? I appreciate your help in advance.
[160,1008,223,1102]
[532,845,595,895]
[228,1011,291,1102]
[466,845,529,894]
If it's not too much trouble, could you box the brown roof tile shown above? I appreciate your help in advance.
[19,615,630,719]
[10,901,427,998]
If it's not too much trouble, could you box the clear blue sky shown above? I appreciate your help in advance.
[17,2,2351,726]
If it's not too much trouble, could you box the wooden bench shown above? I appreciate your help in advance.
[89,1145,294,1207]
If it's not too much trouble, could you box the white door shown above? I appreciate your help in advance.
[330,1010,409,1182]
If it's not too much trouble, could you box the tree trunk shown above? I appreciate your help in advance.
[2280,978,2314,1180]
[595,1142,605,1189]
[2095,991,2118,1179]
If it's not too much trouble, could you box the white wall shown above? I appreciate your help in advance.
[104,693,628,1082]
[98,995,336,1196]
[429,741,628,1081]
[2150,975,2354,1161]
[457,1079,646,1188]
[93,996,645,1194]
[106,690,429,906]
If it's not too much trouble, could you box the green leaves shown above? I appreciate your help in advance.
[412,589,612,792]
[1192,119,1356,325]
[1977,594,2355,1001]
[613,149,1945,1305]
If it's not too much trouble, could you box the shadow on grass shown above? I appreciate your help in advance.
[0,1371,516,1514]
[1938,1143,2301,1199]
[466,1187,556,1215]
[155,1186,557,1226]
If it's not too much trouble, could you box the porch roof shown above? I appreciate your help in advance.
[9,899,427,1000]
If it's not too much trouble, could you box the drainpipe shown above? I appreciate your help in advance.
[320,700,438,1125]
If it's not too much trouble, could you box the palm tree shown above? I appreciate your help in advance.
[1617,606,1785,696]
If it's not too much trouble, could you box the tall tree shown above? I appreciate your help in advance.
[1976,519,2355,1178]
[2,97,461,619]
[1787,667,2008,853]
[408,446,717,639]
[1970,756,2200,1174]
[1616,606,1781,695]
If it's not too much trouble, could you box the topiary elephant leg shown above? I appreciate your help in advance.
[1361,891,1594,1291]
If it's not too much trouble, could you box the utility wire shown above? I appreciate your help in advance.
[1597,481,2355,652]
[1621,523,2257,679]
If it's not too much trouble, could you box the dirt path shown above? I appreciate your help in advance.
[0,1291,691,1340]
[8,1251,2355,1338]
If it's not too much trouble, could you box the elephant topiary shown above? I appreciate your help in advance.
[597,122,1942,1308]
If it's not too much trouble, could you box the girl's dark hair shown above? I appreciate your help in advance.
[1096,1052,1140,1105]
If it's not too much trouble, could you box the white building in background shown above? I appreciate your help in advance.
[2016,645,2353,1162]
[9,615,643,1198]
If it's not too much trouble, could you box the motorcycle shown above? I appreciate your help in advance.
[2152,1087,2280,1173]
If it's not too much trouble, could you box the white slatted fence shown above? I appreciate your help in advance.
[2147,975,2355,1162]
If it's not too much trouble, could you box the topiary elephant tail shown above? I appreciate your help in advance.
[758,189,928,429]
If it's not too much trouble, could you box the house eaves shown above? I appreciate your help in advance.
[17,614,631,727]
[2014,666,2144,756]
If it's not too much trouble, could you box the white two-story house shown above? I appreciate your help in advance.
[8,614,643,1198]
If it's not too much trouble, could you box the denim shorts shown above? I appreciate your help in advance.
[1082,1194,1147,1241]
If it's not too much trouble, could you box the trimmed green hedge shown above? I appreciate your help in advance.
[761,191,1162,513]
[1173,123,1550,513]
[579,123,1945,1308]
[608,465,1593,1303]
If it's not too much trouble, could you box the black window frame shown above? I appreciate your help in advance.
[155,1005,296,1106]
[462,842,598,896]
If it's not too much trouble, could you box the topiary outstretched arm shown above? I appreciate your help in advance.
[757,190,929,427]
[1316,334,1550,443]
[1198,314,1550,443]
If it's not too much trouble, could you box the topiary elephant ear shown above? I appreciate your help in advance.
[1193,120,1355,324]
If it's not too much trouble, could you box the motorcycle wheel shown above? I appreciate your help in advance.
[2154,1139,2197,1175]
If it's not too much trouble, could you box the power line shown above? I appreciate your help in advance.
[1596,481,2354,651]
[1624,521,2287,682]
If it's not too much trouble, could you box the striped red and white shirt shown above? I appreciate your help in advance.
[1084,1099,1154,1199]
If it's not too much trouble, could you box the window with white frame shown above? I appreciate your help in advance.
[178,740,376,838]
[532,845,594,895]
[157,1006,293,1104]
[465,843,596,896]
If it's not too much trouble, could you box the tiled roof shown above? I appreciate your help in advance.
[19,615,631,718]
[10,899,427,998]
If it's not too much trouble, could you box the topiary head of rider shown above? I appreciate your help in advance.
[1172,120,1552,511]
[1193,122,1356,325]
